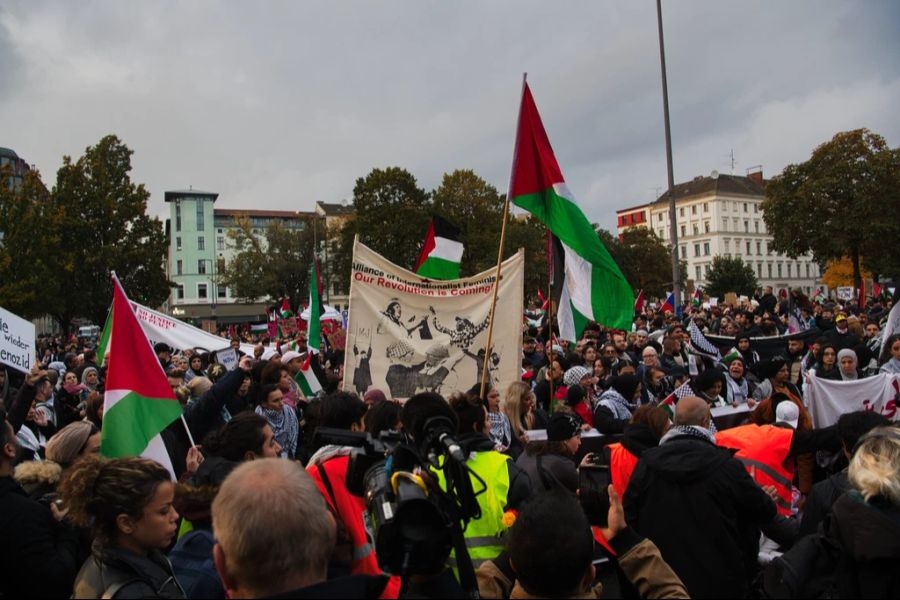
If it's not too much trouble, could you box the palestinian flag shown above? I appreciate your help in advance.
[96,308,112,366]
[660,392,677,419]
[294,353,323,397]
[308,258,323,354]
[510,82,633,339]
[692,288,702,307]
[101,277,182,476]
[634,289,645,314]
[415,215,463,280]
[721,347,742,363]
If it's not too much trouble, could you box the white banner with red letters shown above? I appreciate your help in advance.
[806,373,900,428]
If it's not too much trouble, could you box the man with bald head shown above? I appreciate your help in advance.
[624,396,776,599]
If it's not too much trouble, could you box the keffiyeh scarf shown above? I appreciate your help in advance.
[255,404,298,457]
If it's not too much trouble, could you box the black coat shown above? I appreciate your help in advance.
[623,434,776,599]
[73,543,186,599]
[0,476,81,597]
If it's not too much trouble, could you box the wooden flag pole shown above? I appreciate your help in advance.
[479,73,527,400]
[546,230,555,402]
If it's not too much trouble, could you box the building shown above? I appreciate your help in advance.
[315,201,355,312]
[616,168,822,295]
[0,147,31,190]
[164,188,316,325]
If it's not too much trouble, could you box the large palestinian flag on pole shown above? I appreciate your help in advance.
[101,276,182,476]
[510,82,633,339]
[415,215,464,280]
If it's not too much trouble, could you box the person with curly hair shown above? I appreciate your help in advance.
[58,455,185,598]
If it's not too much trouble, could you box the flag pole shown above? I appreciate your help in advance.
[480,72,527,400]
[546,230,555,402]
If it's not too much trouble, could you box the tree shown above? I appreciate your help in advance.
[703,256,758,298]
[219,215,319,312]
[596,227,685,298]
[821,255,873,290]
[49,135,170,331]
[763,129,900,290]
[0,166,61,319]
[334,167,431,285]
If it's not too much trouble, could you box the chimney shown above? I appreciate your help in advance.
[747,165,764,185]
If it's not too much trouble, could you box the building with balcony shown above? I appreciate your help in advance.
[616,168,823,295]
[1,147,31,190]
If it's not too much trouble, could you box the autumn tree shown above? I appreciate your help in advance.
[50,135,170,331]
[0,166,61,319]
[763,129,900,290]
[703,256,758,298]
[821,255,873,289]
[219,215,319,312]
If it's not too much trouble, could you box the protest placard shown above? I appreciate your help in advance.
[0,306,35,373]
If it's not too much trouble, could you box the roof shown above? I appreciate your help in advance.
[214,209,316,219]
[616,203,650,215]
[652,173,764,205]
[316,201,355,216]
[0,147,20,160]
[164,189,219,202]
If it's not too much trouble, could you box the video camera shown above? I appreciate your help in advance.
[313,415,482,579]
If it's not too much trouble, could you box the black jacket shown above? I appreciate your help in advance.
[73,543,186,599]
[620,422,661,458]
[267,574,388,599]
[0,475,81,597]
[183,367,248,443]
[623,434,776,599]
[766,492,900,598]
[799,470,850,537]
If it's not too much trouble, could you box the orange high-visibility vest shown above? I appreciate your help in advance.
[607,442,640,500]
[716,424,794,515]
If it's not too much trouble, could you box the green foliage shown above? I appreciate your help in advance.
[219,216,319,311]
[0,167,59,319]
[703,255,759,298]
[595,227,683,298]
[50,135,170,330]
[763,128,900,287]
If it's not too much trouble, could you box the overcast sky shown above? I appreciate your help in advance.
[2,1,898,231]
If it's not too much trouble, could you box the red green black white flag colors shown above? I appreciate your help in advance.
[101,276,182,476]
[509,82,634,339]
[415,215,463,280]
[307,258,323,354]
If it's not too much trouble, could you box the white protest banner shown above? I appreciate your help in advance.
[129,301,256,356]
[342,239,524,400]
[0,306,35,373]
[880,298,900,356]
[836,286,854,301]
[807,373,900,428]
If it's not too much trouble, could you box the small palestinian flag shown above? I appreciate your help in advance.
[415,215,463,280]
[692,288,702,307]
[294,352,323,397]
[721,347,742,363]
[634,289,645,313]
[660,392,677,419]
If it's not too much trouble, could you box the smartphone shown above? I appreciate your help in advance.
[579,463,611,528]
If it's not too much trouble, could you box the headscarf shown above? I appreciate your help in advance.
[837,348,859,381]
[255,404,298,458]
[45,421,97,468]
[81,367,99,391]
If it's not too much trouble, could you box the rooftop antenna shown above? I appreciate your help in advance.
[729,149,736,175]
[650,186,663,200]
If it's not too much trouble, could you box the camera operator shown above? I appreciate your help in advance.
[400,392,531,577]
[306,391,401,598]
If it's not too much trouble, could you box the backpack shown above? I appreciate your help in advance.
[168,529,225,599]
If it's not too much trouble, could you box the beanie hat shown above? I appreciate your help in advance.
[610,374,640,401]
[364,388,388,405]
[45,421,97,467]
[547,412,581,442]
[563,366,592,388]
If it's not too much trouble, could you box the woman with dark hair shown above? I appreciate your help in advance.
[659,336,683,373]
[260,361,300,410]
[183,355,206,385]
[59,455,186,598]
[254,384,299,458]
[363,400,400,435]
[878,333,900,375]
[83,391,104,430]
[812,343,842,380]
[56,371,88,429]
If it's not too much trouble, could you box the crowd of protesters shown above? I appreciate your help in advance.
[1,285,899,598]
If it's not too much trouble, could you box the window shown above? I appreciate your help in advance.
[756,241,761,255]
[693,224,699,235]
[787,263,792,277]
[746,241,752,254]
[217,228,223,234]
[198,236,205,251]
[744,220,749,232]
[196,202,205,231]
[217,285,226,299]
[778,264,783,278]
[755,221,759,233]
[680,245,687,258]
[744,203,748,212]
[198,260,207,275]
[176,237,182,251]
[694,243,701,257]
[766,243,771,256]
[217,236,225,251]
[724,239,731,251]
[754,204,759,213]
[175,204,182,232]
[757,264,762,277]
[679,207,685,217]
[722,218,728,231]
[806,263,811,278]
[696,265,702,280]
[177,285,184,300]
[704,221,710,233]
[198,283,207,299]
[768,263,773,278]
[703,202,708,212]
[681,225,686,237]
[176,260,183,275]
[704,242,710,255]
[692,205,697,215]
